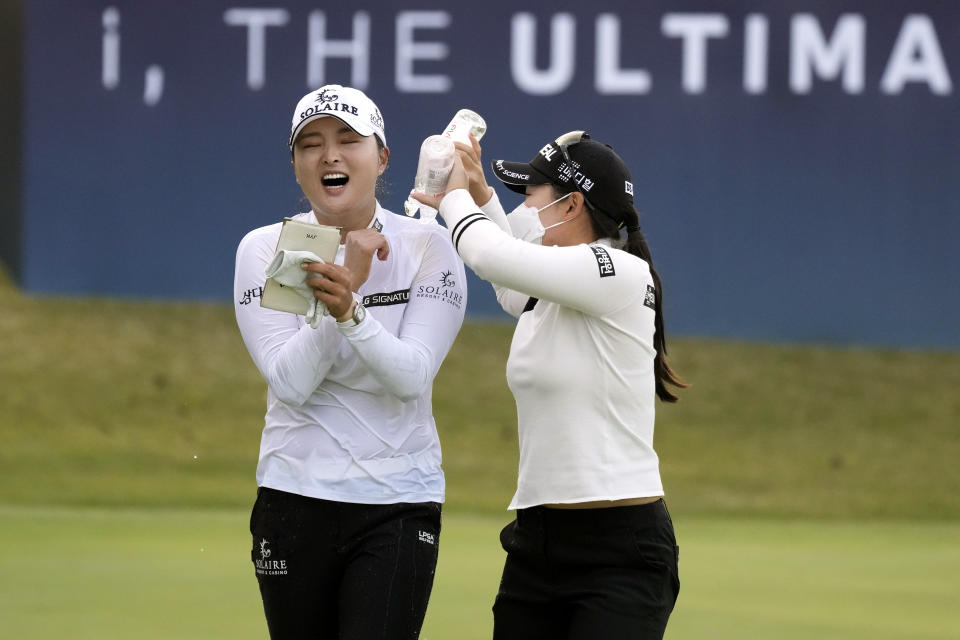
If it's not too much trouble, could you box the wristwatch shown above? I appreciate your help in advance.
[337,300,367,328]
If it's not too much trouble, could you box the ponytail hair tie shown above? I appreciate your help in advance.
[626,225,641,234]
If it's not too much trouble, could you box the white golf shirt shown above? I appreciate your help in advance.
[234,203,466,504]
[440,189,664,509]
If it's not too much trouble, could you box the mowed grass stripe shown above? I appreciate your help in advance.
[2,506,958,640]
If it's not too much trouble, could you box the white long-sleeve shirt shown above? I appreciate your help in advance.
[440,189,663,509]
[234,203,466,504]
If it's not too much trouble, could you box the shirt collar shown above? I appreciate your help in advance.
[368,201,386,233]
[302,202,386,236]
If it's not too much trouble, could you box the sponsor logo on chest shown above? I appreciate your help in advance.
[363,288,410,308]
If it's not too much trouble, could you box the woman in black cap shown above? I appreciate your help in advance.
[414,131,685,639]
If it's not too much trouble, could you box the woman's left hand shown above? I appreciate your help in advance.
[455,134,493,206]
[302,261,355,321]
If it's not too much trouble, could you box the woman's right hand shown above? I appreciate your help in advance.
[454,134,493,207]
[343,229,389,292]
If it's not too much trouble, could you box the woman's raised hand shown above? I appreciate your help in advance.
[454,134,493,207]
[343,229,390,292]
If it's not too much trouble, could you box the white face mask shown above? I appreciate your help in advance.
[506,193,573,245]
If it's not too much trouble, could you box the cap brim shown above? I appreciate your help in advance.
[289,113,378,147]
[490,160,553,195]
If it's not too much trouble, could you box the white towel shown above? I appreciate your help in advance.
[264,250,329,328]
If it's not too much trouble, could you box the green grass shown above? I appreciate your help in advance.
[2,264,959,638]
[2,506,958,640]
[1,267,958,519]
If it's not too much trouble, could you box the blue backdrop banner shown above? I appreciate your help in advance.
[12,0,960,348]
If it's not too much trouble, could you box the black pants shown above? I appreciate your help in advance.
[493,499,680,640]
[249,487,441,640]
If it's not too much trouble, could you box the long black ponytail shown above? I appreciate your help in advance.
[619,209,687,402]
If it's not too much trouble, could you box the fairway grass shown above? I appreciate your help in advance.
[2,258,959,638]
[2,506,958,640]
[2,266,959,520]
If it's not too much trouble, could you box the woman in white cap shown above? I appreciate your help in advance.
[414,132,685,639]
[234,84,466,639]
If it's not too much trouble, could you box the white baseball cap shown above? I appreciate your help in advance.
[288,84,387,148]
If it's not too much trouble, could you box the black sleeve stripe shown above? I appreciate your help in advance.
[451,212,491,252]
[450,212,487,244]
[453,216,489,252]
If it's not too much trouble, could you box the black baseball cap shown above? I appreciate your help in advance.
[490,131,635,223]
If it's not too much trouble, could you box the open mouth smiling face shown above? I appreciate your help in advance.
[292,117,386,218]
[322,172,349,191]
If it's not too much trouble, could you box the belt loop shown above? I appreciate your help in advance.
[517,506,545,531]
[516,507,529,528]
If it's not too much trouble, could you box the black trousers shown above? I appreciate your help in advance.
[493,499,680,640]
[249,487,441,640]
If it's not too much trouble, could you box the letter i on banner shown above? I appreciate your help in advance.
[102,7,165,105]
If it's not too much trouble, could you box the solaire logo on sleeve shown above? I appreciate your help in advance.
[415,271,463,309]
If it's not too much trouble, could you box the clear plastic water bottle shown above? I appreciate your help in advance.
[412,135,456,194]
[405,109,488,223]
[441,109,487,146]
